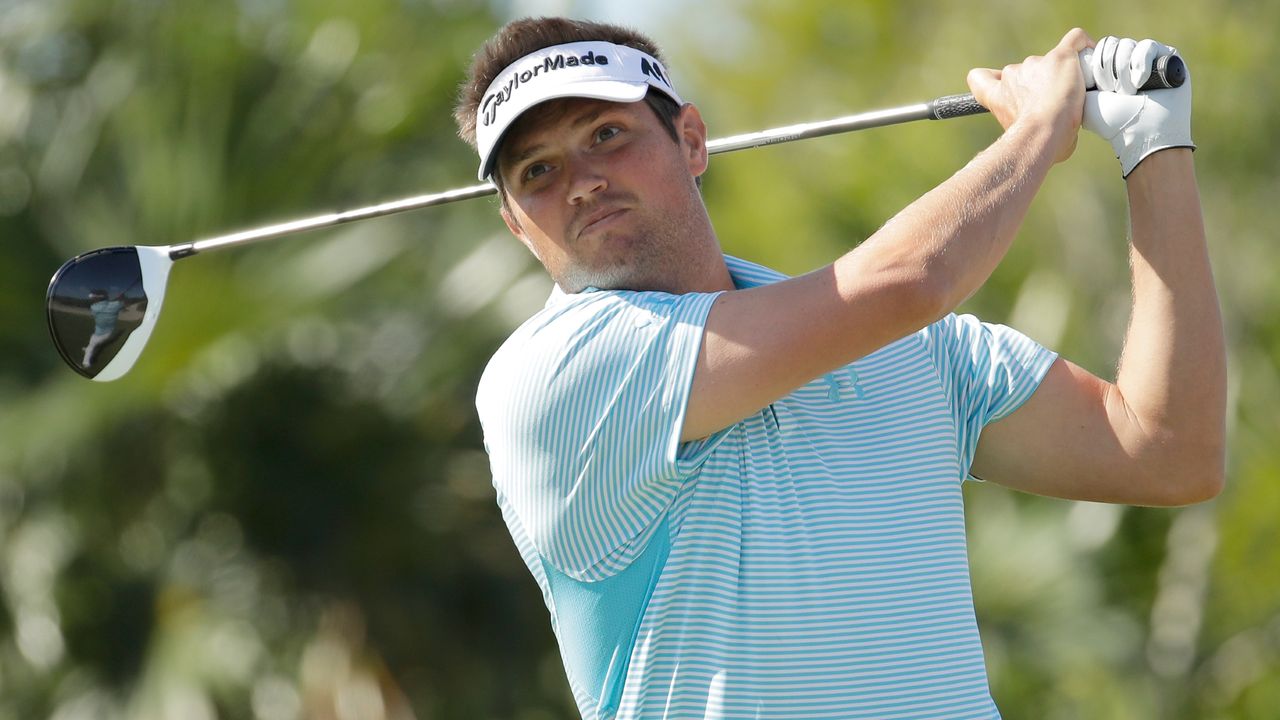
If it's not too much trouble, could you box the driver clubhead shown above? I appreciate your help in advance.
[46,245,173,381]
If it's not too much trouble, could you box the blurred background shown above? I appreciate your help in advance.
[1,0,1277,717]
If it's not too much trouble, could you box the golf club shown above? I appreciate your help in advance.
[46,50,1184,381]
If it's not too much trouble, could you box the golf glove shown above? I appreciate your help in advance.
[1082,36,1194,177]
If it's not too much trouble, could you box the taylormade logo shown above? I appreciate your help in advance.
[481,51,610,127]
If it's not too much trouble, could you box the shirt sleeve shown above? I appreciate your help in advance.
[918,313,1059,481]
[477,289,722,580]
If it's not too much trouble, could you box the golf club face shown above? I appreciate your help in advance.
[46,245,172,381]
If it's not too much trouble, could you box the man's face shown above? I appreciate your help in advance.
[495,97,712,294]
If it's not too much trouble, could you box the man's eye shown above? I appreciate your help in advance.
[595,126,621,143]
[523,163,550,181]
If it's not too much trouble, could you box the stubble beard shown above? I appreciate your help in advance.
[559,231,670,293]
[557,197,710,295]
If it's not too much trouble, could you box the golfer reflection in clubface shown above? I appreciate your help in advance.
[81,288,128,368]
[459,17,1225,719]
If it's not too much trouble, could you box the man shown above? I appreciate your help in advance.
[456,17,1224,719]
[82,288,126,368]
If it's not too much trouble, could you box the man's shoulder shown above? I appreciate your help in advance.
[475,285,720,418]
[485,289,626,359]
[485,284,722,365]
[477,290,654,407]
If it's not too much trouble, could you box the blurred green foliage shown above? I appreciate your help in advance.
[1,0,1277,718]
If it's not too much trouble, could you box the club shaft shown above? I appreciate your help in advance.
[705,102,936,155]
[172,183,498,258]
[171,96,981,259]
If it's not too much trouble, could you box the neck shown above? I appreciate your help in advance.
[669,205,733,294]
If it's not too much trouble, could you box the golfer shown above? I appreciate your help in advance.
[82,289,127,368]
[459,17,1224,719]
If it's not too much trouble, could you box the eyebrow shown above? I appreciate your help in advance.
[505,105,612,168]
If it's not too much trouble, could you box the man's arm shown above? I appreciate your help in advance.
[680,29,1093,442]
[970,149,1226,505]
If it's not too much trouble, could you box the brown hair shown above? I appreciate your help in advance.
[454,17,684,188]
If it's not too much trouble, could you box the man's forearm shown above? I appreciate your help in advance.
[1116,149,1226,486]
[844,118,1061,322]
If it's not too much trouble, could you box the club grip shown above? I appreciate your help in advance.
[928,93,988,120]
[1083,48,1187,90]
[1140,54,1186,89]
[930,52,1187,122]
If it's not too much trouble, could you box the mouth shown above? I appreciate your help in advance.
[576,207,628,239]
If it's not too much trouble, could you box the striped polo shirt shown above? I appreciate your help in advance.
[477,255,1057,719]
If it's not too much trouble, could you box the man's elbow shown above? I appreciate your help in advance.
[903,270,958,330]
[1168,466,1224,505]
[1153,438,1226,506]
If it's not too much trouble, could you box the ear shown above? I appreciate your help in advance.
[675,103,709,177]
[500,204,542,260]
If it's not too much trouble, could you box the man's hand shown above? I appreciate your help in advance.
[966,28,1094,163]
[1082,36,1195,177]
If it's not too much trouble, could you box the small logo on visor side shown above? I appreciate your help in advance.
[640,57,671,88]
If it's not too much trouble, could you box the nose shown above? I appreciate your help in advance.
[566,155,607,205]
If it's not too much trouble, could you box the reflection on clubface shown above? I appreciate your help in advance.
[46,245,173,381]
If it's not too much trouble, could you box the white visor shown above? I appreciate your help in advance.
[474,40,683,181]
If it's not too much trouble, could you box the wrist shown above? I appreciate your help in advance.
[1125,146,1195,186]
[1006,114,1074,165]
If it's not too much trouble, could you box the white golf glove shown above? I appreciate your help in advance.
[1082,36,1194,177]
